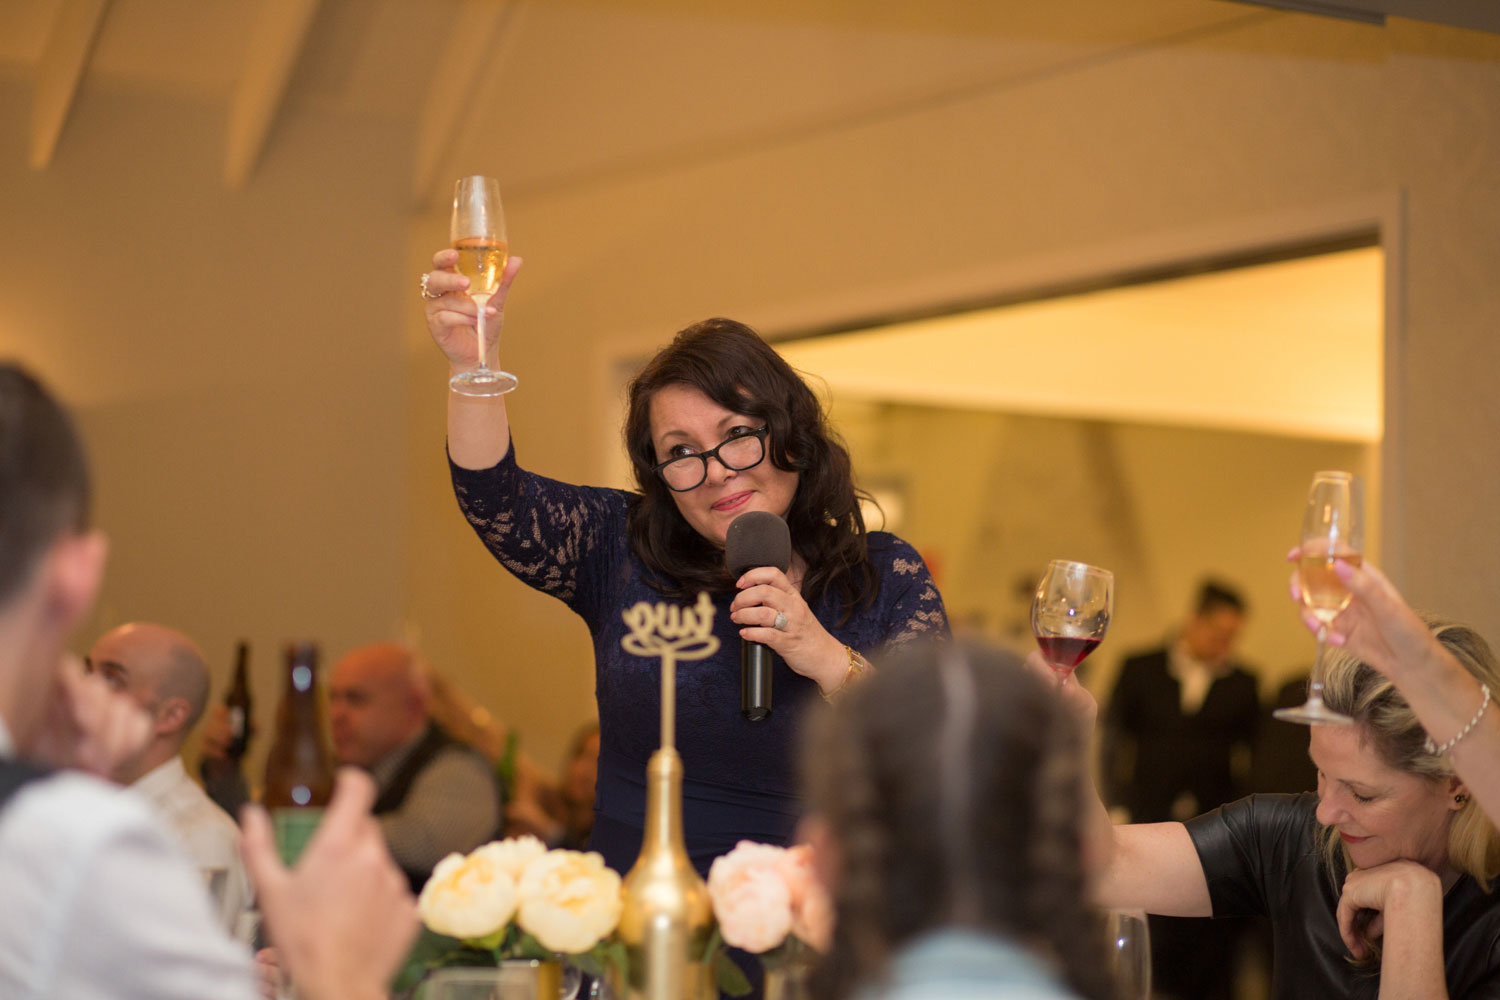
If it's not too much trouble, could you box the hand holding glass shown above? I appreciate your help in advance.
[448,176,517,396]
[1274,470,1364,726]
[1032,560,1113,681]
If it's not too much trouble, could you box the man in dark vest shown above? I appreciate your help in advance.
[328,642,503,892]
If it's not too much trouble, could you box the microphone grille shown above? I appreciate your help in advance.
[725,511,791,576]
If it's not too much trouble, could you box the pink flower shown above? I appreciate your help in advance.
[708,842,795,953]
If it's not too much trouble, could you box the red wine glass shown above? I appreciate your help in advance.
[1032,559,1113,682]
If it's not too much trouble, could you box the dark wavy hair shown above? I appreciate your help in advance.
[623,318,876,616]
[801,639,1117,1000]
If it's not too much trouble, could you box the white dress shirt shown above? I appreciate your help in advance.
[0,719,256,1000]
[132,755,255,941]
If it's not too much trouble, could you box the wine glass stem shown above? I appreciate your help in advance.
[473,292,491,372]
[1310,624,1329,701]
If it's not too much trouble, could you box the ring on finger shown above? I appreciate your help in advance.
[420,273,441,301]
[773,611,788,632]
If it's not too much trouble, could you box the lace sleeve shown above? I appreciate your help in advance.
[449,442,632,617]
[872,534,950,651]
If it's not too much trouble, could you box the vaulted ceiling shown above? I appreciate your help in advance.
[2,0,1286,209]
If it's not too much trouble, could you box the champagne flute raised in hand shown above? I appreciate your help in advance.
[1032,559,1113,682]
[448,176,516,397]
[1275,470,1364,725]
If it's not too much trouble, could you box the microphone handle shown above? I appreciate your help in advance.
[742,641,773,722]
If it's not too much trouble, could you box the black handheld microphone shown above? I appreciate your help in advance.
[725,510,791,722]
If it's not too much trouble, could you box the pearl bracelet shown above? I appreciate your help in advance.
[1424,682,1491,756]
[822,645,869,702]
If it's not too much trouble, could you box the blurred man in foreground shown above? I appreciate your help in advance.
[0,362,414,1000]
[88,621,254,939]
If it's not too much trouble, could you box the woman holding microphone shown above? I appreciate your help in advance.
[420,251,948,875]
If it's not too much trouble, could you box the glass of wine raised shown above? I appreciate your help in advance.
[448,175,516,396]
[1032,559,1113,683]
[1274,470,1364,726]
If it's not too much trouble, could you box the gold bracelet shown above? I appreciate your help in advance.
[822,645,869,703]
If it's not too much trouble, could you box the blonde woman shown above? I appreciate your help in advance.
[1059,616,1500,998]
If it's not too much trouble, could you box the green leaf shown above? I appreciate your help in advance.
[467,928,507,952]
[391,928,485,993]
[607,939,630,989]
[712,948,753,998]
[700,925,724,965]
[513,931,554,961]
[570,953,608,980]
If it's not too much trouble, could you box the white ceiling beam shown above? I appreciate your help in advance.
[30,0,111,170]
[224,0,322,190]
[411,1,516,206]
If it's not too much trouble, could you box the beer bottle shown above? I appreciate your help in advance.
[224,641,253,761]
[262,642,335,866]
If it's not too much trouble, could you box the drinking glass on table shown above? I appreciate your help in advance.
[1274,470,1364,726]
[448,175,516,396]
[1031,559,1113,682]
[1106,910,1152,1000]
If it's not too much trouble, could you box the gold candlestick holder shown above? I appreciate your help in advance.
[618,593,719,1000]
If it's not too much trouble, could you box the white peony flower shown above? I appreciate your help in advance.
[418,843,521,942]
[486,835,549,881]
[516,850,624,954]
[707,841,795,954]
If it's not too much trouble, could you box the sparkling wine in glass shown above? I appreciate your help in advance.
[1032,560,1113,681]
[448,175,517,397]
[1274,470,1364,726]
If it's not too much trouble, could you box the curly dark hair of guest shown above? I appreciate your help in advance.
[623,317,877,617]
[801,639,1117,1000]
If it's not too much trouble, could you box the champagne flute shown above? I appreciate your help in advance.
[1274,470,1364,725]
[1032,559,1113,682]
[1106,910,1152,1000]
[448,176,517,396]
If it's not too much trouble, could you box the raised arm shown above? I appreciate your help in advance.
[422,249,522,470]
[1023,653,1215,917]
[1292,554,1500,827]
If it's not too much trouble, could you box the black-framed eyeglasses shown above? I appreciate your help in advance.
[652,426,769,492]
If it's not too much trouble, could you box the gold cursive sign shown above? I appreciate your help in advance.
[621,592,720,660]
[620,592,720,753]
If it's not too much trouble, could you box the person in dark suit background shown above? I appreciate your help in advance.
[1101,579,1259,1000]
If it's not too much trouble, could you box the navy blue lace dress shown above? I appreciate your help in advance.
[451,444,949,875]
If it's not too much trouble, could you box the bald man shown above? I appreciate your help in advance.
[87,623,253,939]
[328,643,503,892]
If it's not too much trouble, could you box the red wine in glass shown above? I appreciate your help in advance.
[1032,559,1113,681]
[1035,635,1102,677]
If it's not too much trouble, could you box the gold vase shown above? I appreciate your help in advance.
[618,747,714,1000]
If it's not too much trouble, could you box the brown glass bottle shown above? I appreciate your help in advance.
[262,642,334,866]
[224,640,253,761]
